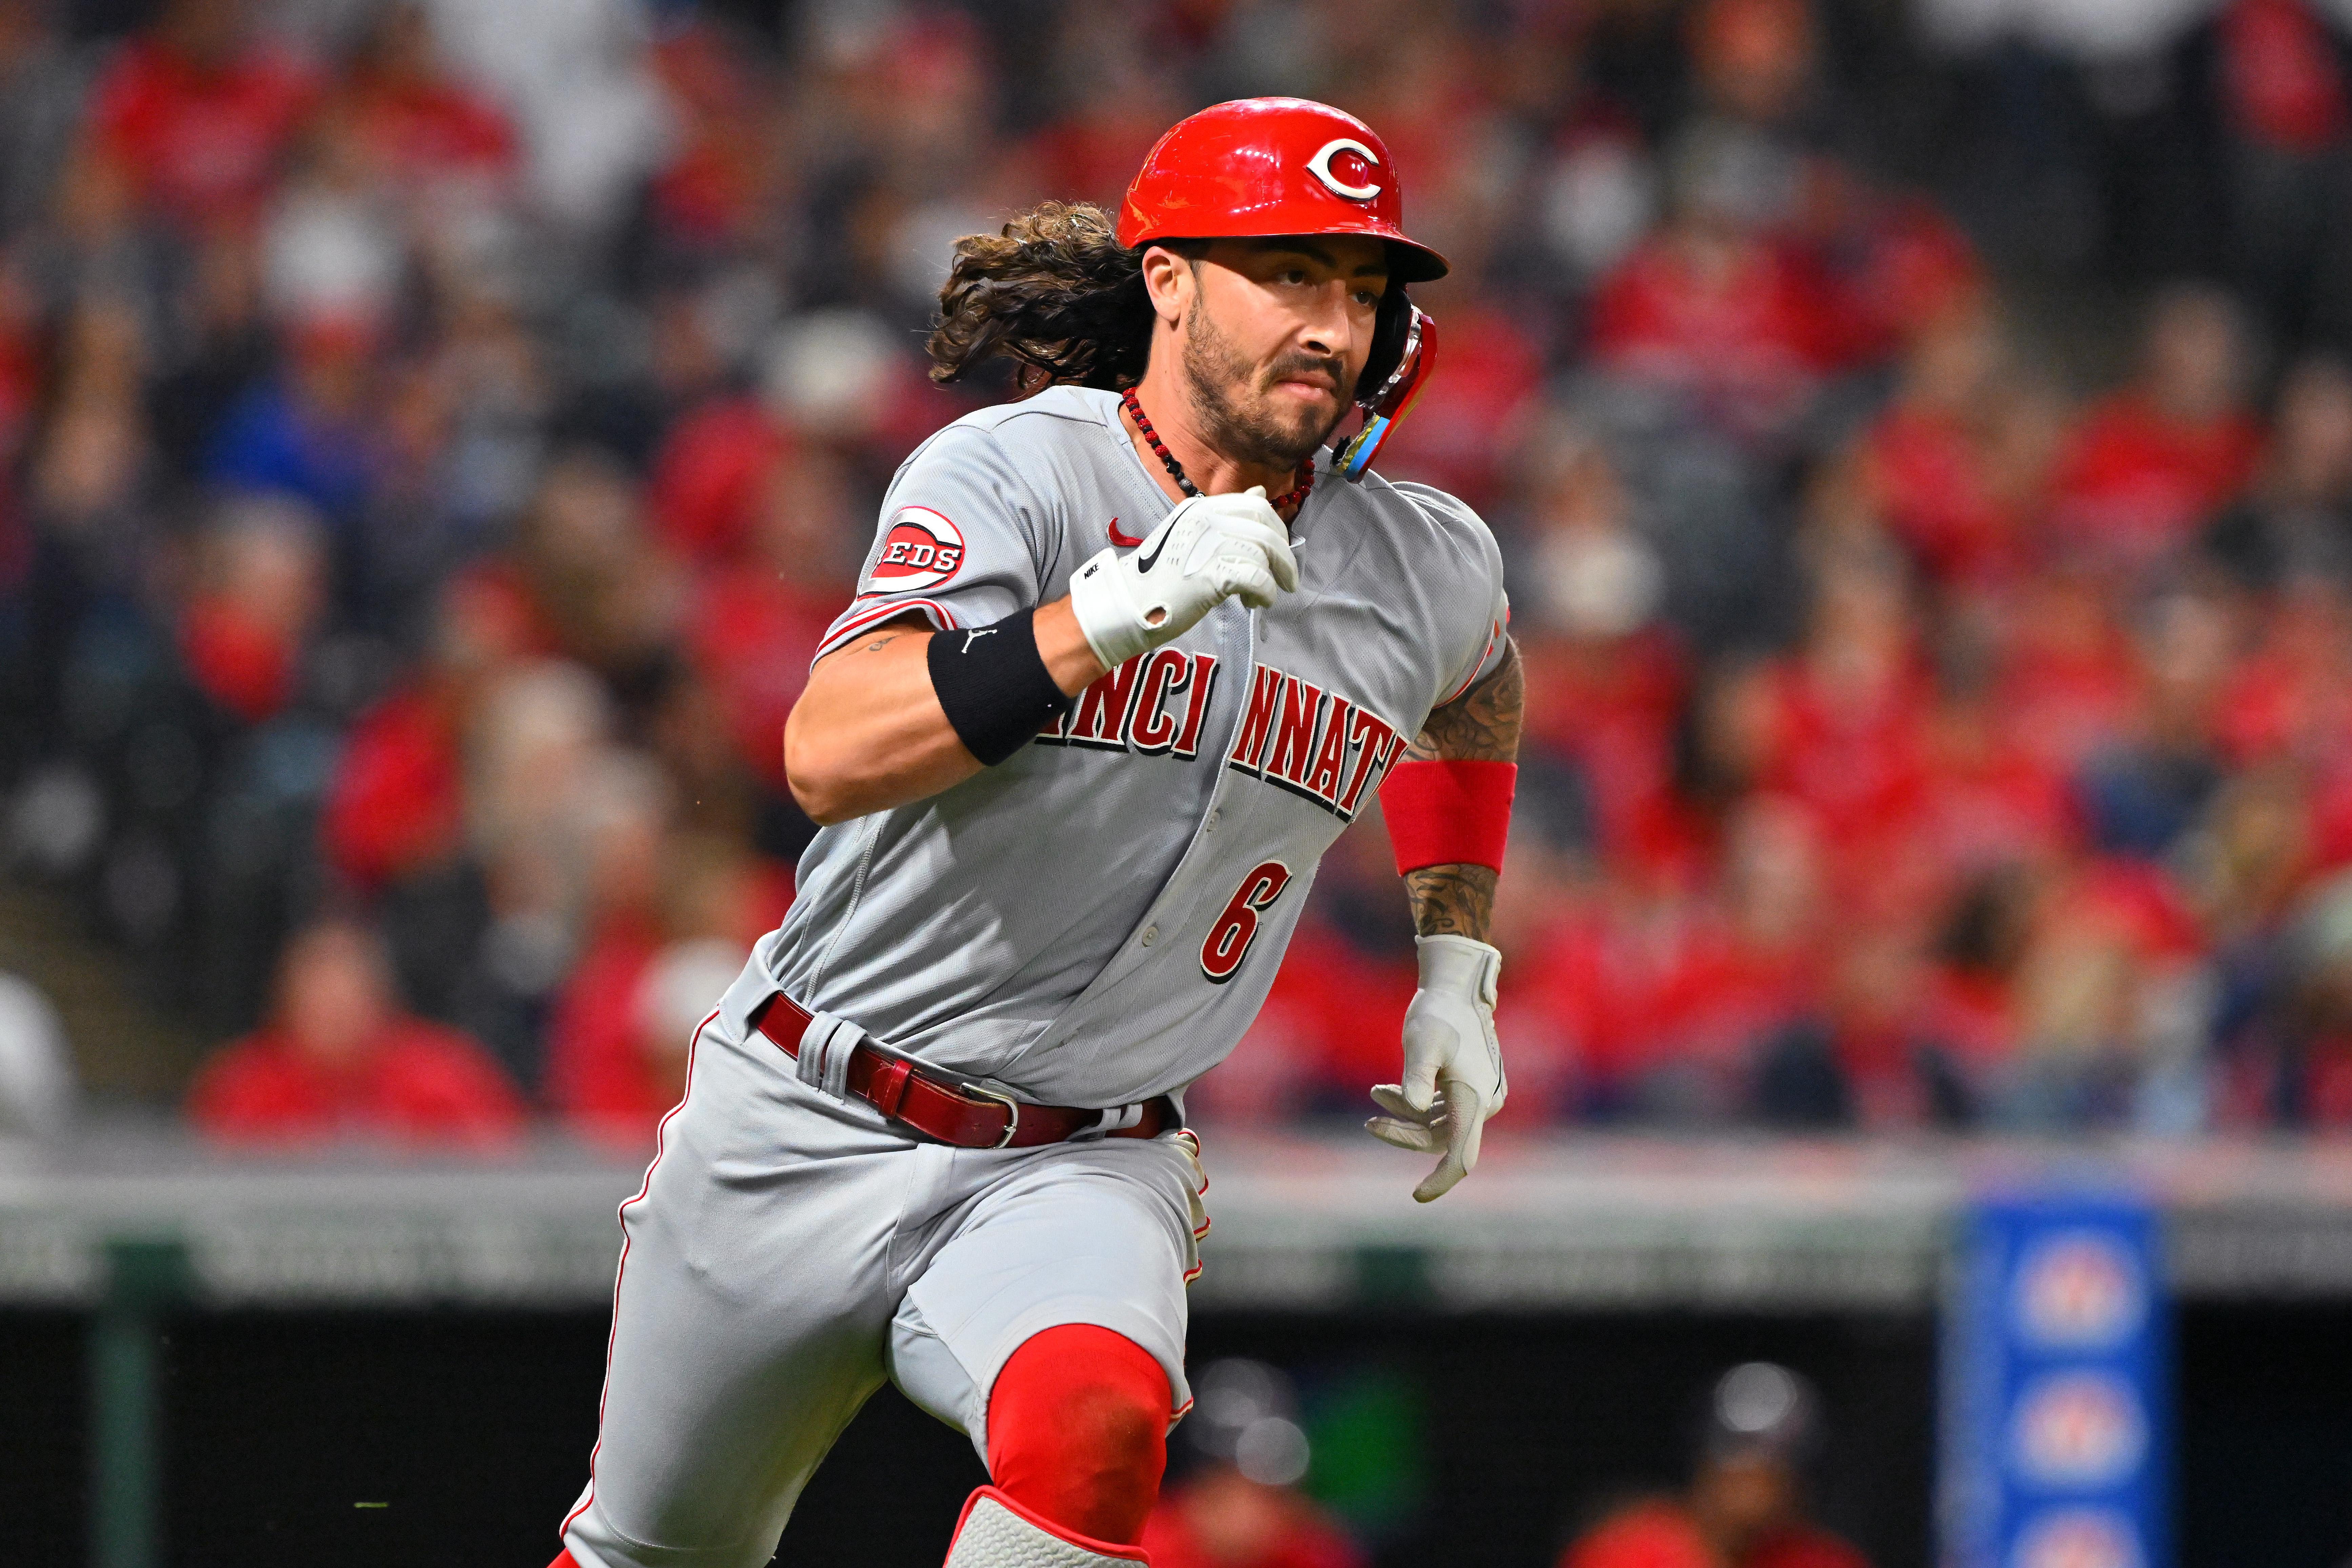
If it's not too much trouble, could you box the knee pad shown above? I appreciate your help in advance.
[985,1324,1171,1545]
[944,1484,1151,1567]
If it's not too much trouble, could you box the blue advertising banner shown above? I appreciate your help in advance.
[1941,1191,2169,1568]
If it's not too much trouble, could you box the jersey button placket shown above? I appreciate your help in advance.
[1140,926,1159,947]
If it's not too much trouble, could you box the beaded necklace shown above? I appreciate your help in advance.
[1121,387,1315,515]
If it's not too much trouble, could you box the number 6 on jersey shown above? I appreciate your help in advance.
[1200,860,1293,983]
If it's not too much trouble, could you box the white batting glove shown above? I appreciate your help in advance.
[1067,487,1299,668]
[1367,935,1506,1203]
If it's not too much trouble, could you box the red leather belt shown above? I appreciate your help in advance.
[747,993,1175,1150]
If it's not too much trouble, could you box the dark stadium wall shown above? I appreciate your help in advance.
[1,1311,87,1562]
[3,1304,2349,1568]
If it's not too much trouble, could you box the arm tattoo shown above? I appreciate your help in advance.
[1404,638,1522,765]
[1401,639,1522,943]
[1404,862,1499,941]
[845,612,938,656]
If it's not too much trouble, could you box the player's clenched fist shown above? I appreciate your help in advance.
[1067,486,1299,668]
[1366,934,1507,1202]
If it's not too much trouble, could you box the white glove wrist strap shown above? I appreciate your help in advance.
[1066,545,1150,668]
[1415,933,1501,1004]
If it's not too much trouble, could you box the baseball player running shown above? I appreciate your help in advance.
[550,97,1523,1568]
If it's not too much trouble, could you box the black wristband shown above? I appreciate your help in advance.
[927,609,1076,766]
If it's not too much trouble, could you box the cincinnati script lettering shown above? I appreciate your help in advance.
[1037,647,1218,758]
[1223,663,1405,820]
[1037,654,1404,823]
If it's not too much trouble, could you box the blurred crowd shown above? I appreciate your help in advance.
[7,0,2352,1142]
[1142,1356,1871,1568]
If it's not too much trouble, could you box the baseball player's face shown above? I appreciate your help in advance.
[1179,236,1389,471]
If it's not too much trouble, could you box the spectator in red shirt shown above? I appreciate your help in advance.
[1858,306,2059,595]
[547,820,788,1143]
[322,565,548,892]
[335,1,518,213]
[1587,127,1841,442]
[1754,546,1934,905]
[1515,417,1689,877]
[83,0,320,235]
[2048,285,2264,572]
[2220,0,2351,159]
[674,438,860,793]
[188,916,523,1144]
[1140,1358,1365,1568]
[175,493,328,725]
[649,395,792,565]
[1794,176,1985,369]
[1625,795,1829,1121]
[1562,1363,1869,1568]
[1914,682,2080,894]
[643,14,785,254]
[1995,562,2146,777]
[2208,0,2352,345]
[553,935,743,1147]
[1141,1464,1363,1568]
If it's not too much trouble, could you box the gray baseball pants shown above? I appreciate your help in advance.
[558,957,1205,1568]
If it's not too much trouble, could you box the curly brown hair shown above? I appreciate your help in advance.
[927,202,1200,392]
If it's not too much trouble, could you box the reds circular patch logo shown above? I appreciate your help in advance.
[868,506,966,592]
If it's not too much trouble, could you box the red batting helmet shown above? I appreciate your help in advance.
[1117,98,1449,283]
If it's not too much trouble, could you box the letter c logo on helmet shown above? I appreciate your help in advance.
[1116,98,1446,283]
[1305,138,1382,201]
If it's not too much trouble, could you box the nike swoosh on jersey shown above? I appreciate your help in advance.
[1108,518,1144,548]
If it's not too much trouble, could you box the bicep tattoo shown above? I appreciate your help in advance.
[1405,638,1522,765]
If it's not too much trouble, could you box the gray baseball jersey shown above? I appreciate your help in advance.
[766,384,1508,1108]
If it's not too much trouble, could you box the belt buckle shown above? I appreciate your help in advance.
[960,1080,1022,1149]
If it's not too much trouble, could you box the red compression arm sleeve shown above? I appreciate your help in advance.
[1380,758,1516,874]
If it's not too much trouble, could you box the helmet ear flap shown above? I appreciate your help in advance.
[1351,286,1413,406]
[1336,295,1436,482]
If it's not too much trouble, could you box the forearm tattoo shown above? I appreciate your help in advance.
[1402,639,1522,943]
[1404,862,1500,941]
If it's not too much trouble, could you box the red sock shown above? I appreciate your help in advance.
[546,1552,581,1568]
[986,1325,1172,1545]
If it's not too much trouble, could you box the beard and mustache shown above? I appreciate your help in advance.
[1179,301,1353,474]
